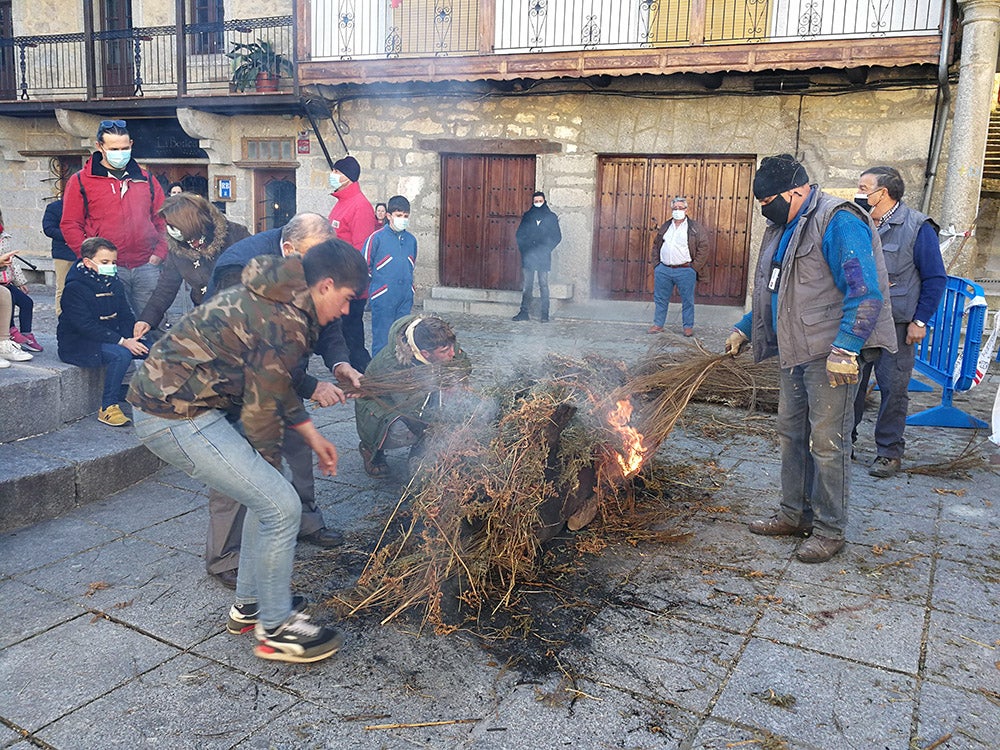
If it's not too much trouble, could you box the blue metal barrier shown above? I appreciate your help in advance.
[907,276,989,429]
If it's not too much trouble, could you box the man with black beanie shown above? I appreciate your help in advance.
[512,191,561,322]
[328,154,378,371]
[724,154,897,563]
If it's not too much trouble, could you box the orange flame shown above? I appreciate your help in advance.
[607,399,646,477]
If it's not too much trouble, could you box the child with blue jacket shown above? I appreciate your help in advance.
[362,195,417,356]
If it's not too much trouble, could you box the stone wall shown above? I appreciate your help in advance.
[0,84,949,308]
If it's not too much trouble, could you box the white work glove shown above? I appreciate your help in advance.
[724,329,749,356]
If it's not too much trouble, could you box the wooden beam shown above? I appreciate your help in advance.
[689,0,706,47]
[478,0,495,56]
[418,138,562,154]
[298,36,941,86]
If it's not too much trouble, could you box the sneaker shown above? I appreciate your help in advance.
[227,595,308,635]
[869,456,901,478]
[254,611,344,664]
[512,311,530,322]
[9,327,29,346]
[19,333,42,352]
[0,338,32,362]
[0,357,9,369]
[98,404,131,426]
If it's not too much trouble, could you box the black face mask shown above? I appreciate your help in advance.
[761,194,791,225]
[854,194,872,212]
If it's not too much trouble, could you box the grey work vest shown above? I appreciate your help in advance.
[877,201,932,324]
[750,187,897,368]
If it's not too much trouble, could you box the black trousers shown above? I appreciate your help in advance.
[341,298,372,373]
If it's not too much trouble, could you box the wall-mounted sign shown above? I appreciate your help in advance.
[297,132,311,155]
[214,175,235,202]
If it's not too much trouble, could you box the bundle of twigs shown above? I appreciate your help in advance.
[335,352,736,632]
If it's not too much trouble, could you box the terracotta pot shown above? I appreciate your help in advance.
[255,72,279,93]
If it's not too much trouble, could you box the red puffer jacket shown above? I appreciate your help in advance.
[327,181,378,252]
[60,153,168,269]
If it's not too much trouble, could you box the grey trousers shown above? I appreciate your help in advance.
[205,426,326,575]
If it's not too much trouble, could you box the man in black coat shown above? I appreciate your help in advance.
[512,191,562,323]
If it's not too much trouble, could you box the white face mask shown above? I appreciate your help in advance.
[672,209,686,221]
[391,216,409,232]
[533,201,544,208]
[165,225,184,241]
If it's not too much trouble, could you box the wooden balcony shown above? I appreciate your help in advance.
[297,0,945,87]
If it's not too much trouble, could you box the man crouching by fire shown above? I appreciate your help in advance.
[355,314,471,477]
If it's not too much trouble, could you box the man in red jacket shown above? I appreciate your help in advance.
[61,119,167,320]
[327,155,378,372]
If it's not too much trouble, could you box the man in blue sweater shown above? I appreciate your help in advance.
[724,154,897,563]
[851,166,947,478]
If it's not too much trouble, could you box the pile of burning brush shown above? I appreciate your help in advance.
[333,345,779,633]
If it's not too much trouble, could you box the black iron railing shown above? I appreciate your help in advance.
[309,0,943,59]
[0,15,293,102]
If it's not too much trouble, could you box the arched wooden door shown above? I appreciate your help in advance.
[592,155,755,305]
[253,169,296,233]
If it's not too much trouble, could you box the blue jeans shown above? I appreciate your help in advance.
[132,408,301,629]
[116,262,161,319]
[6,284,33,332]
[853,323,913,460]
[519,269,550,319]
[776,356,859,539]
[370,288,413,357]
[652,264,697,328]
[99,343,133,408]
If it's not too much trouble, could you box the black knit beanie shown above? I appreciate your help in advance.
[333,155,361,183]
[752,154,809,199]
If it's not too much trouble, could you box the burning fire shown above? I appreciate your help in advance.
[607,399,646,477]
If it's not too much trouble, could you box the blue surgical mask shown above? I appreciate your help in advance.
[105,149,131,169]
[672,209,686,221]
[96,263,118,277]
[329,173,342,189]
[391,216,409,232]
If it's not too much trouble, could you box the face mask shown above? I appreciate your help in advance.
[853,194,872,212]
[96,263,117,277]
[329,173,343,190]
[533,201,544,208]
[391,216,409,231]
[761,194,791,225]
[672,209,686,221]
[165,225,184,241]
[104,149,131,169]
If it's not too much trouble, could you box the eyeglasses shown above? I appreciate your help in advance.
[99,119,127,129]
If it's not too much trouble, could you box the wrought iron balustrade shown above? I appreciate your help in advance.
[308,0,943,60]
[0,15,293,103]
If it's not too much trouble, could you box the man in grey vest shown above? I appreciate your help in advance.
[851,167,947,479]
[724,154,897,563]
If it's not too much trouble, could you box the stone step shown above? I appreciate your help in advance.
[0,330,163,533]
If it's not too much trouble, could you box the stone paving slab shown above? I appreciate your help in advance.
[915,681,997,749]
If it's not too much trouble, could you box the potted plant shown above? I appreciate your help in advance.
[226,39,293,93]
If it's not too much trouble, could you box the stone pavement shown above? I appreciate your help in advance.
[2,287,999,750]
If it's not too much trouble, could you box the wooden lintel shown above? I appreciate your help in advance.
[298,36,941,87]
[418,138,562,155]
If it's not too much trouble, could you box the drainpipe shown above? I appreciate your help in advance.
[922,0,955,214]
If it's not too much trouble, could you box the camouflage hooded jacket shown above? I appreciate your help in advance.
[128,254,320,467]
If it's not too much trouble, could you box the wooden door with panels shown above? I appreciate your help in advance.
[592,154,755,305]
[440,153,535,290]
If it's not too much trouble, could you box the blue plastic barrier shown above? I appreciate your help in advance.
[907,276,989,429]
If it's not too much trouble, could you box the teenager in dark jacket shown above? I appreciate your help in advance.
[512,191,561,322]
[43,197,76,316]
[57,237,148,427]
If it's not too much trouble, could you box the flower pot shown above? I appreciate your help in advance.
[255,72,279,92]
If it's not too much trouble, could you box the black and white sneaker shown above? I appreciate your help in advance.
[226,595,308,635]
[253,611,344,664]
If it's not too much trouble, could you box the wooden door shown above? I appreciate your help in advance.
[100,0,134,97]
[0,0,15,101]
[440,154,535,290]
[592,155,754,305]
[149,165,210,199]
[253,169,296,233]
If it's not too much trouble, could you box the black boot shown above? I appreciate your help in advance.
[512,310,529,321]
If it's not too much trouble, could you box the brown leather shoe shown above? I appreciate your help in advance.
[748,515,813,537]
[795,534,845,563]
[647,325,663,334]
[683,327,694,337]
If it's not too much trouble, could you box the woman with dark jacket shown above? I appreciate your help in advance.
[133,194,250,338]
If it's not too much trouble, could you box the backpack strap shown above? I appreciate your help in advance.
[75,172,88,217]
